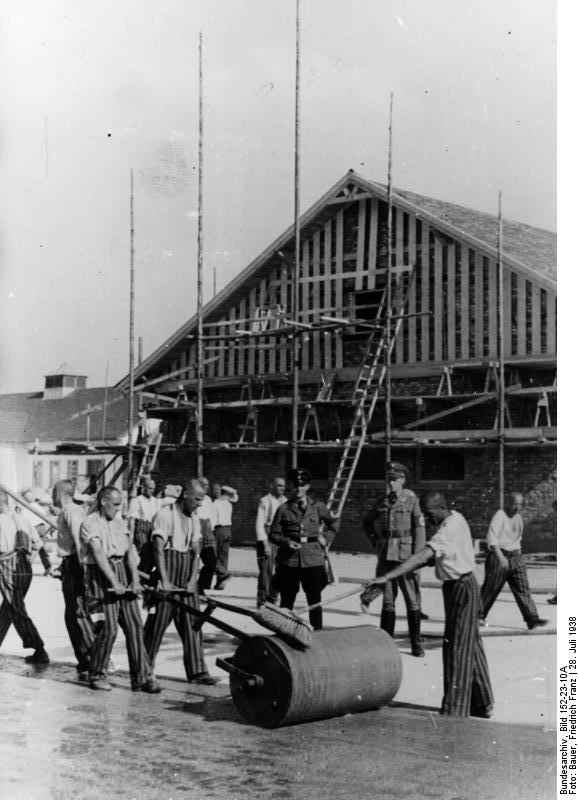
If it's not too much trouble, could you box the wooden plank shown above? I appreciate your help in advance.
[301,242,310,369]
[446,243,456,361]
[312,230,321,369]
[531,283,541,355]
[433,235,443,361]
[355,199,366,290]
[407,213,417,363]
[487,258,497,359]
[217,317,226,377]
[395,209,405,364]
[237,296,246,376]
[474,251,484,358]
[460,244,469,360]
[403,393,494,429]
[279,268,288,372]
[503,268,512,358]
[335,209,344,368]
[227,306,236,377]
[247,286,257,375]
[324,220,333,368]
[546,290,556,355]
[258,278,267,373]
[367,198,378,290]
[420,222,430,362]
[517,273,527,356]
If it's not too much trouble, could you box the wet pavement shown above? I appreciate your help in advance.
[0,548,557,800]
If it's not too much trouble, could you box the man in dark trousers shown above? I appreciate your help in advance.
[52,479,95,681]
[479,491,548,630]
[144,479,218,685]
[360,461,426,657]
[269,467,339,630]
[364,490,494,718]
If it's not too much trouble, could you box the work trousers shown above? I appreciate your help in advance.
[441,572,493,717]
[60,554,95,672]
[85,559,152,689]
[0,553,44,651]
[213,525,231,584]
[198,545,217,594]
[276,564,328,630]
[256,541,279,606]
[479,549,540,625]
[144,549,207,680]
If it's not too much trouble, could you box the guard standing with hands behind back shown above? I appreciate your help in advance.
[360,461,426,657]
[269,467,339,630]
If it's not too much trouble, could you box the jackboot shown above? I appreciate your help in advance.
[408,610,425,657]
[380,609,396,636]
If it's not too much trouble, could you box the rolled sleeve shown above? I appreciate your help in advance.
[80,517,101,550]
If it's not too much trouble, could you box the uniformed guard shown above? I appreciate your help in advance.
[360,461,426,657]
[269,467,339,630]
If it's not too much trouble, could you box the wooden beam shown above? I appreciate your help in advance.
[324,220,333,368]
[474,251,484,357]
[447,243,456,361]
[487,258,497,359]
[367,198,378,291]
[407,213,417,363]
[546,290,556,355]
[355,199,366,290]
[531,283,541,355]
[402,392,494,429]
[433,236,443,361]
[335,208,344,368]
[421,222,430,361]
[517,273,527,357]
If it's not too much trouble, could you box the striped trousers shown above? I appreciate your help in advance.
[213,525,231,583]
[60,554,95,672]
[441,573,493,717]
[0,553,44,651]
[144,549,207,680]
[85,559,152,689]
[479,549,539,625]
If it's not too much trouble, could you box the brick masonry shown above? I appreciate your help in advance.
[154,444,556,555]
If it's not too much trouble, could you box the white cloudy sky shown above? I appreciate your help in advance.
[0,0,558,392]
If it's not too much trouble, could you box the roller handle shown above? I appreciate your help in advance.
[215,657,264,688]
[298,582,369,615]
[144,588,249,641]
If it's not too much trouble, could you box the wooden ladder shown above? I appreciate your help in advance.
[326,268,416,517]
[135,431,163,484]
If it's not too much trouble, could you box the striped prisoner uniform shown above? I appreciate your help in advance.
[212,489,238,587]
[81,511,153,690]
[144,504,207,679]
[479,508,542,627]
[0,512,45,652]
[428,510,493,717]
[56,501,95,673]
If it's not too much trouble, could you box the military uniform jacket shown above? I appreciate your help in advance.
[362,488,425,563]
[269,498,338,569]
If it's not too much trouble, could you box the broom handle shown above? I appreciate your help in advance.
[0,482,57,531]
[298,582,369,614]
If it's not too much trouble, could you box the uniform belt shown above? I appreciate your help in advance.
[298,536,319,543]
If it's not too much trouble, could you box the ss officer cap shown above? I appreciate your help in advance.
[287,467,312,486]
[386,461,409,480]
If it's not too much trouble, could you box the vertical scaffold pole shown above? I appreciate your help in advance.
[127,168,135,485]
[384,93,394,468]
[497,191,505,508]
[291,0,301,470]
[196,31,205,477]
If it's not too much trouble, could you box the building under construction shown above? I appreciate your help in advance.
[116,170,556,552]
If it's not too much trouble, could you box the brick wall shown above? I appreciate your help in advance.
[154,445,556,555]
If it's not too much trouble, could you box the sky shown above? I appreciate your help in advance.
[0,0,558,394]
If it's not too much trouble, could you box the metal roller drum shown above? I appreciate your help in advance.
[220,625,402,728]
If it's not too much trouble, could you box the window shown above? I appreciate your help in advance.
[86,459,105,494]
[49,460,61,488]
[32,461,44,489]
[67,460,79,486]
[418,449,465,482]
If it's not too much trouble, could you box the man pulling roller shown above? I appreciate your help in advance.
[269,468,339,630]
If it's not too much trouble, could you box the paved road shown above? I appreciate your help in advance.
[0,549,557,799]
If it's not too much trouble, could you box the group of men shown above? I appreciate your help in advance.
[0,462,551,720]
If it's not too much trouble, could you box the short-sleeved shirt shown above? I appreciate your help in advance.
[152,504,201,553]
[212,497,235,527]
[486,509,523,551]
[427,510,475,582]
[128,494,160,523]
[57,502,86,557]
[80,511,132,564]
[198,495,215,527]
[0,512,38,554]
[255,493,287,542]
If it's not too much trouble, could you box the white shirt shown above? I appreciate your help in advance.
[198,495,215,527]
[213,496,235,527]
[255,493,287,542]
[486,509,523,551]
[127,494,160,523]
[427,510,475,582]
[152,505,201,552]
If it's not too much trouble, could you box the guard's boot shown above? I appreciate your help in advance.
[380,610,396,636]
[408,610,425,657]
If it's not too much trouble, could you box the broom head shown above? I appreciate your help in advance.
[253,602,313,649]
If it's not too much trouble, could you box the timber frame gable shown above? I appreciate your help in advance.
[118,169,556,393]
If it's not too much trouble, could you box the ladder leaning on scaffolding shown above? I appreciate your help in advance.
[326,266,417,519]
